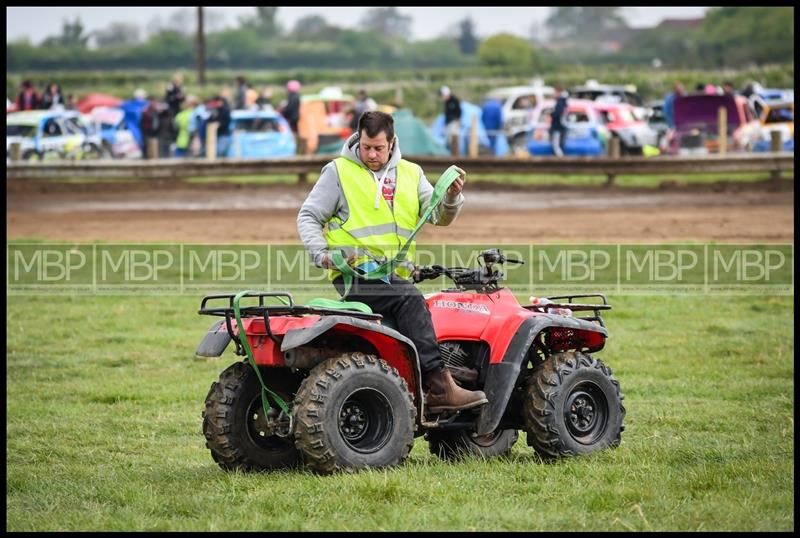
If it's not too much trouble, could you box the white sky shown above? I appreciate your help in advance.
[7,6,712,44]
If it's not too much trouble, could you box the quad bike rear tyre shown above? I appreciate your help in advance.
[426,428,518,461]
[293,352,416,474]
[202,361,302,472]
[523,351,625,460]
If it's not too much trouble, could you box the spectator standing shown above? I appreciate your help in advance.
[234,75,249,110]
[722,81,736,96]
[440,86,462,153]
[174,95,198,157]
[64,94,77,111]
[140,96,162,159]
[16,80,40,111]
[281,80,302,135]
[549,84,568,157]
[349,89,378,131]
[256,85,275,109]
[165,72,186,119]
[663,82,684,129]
[40,82,65,110]
[211,87,233,158]
[480,98,503,154]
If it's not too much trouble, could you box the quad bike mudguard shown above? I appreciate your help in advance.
[475,314,608,436]
[280,315,425,412]
[196,319,233,357]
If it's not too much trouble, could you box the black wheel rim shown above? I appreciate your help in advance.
[245,394,292,450]
[564,381,609,445]
[338,388,394,454]
[470,430,500,447]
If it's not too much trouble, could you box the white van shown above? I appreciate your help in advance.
[485,83,555,150]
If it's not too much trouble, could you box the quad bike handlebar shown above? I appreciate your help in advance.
[413,248,524,292]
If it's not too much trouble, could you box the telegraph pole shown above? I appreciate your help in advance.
[196,6,206,86]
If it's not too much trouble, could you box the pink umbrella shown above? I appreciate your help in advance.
[77,93,123,114]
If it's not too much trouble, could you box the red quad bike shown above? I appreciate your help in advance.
[197,248,625,474]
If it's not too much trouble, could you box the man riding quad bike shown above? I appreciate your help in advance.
[198,248,625,474]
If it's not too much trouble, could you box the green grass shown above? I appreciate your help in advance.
[6,290,793,531]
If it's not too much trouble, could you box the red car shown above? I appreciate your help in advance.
[593,101,659,155]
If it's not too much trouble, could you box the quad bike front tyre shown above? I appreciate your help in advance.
[426,428,518,461]
[293,352,416,474]
[202,361,302,472]
[523,351,625,460]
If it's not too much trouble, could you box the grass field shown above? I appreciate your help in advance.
[6,290,794,531]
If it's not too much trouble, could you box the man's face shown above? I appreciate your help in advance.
[359,130,392,172]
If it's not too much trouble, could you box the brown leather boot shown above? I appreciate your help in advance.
[424,368,488,414]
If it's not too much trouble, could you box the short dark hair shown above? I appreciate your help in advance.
[358,110,394,141]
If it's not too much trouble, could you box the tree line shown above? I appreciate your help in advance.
[6,7,794,72]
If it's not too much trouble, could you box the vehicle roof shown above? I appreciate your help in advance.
[592,101,637,110]
[487,85,555,99]
[571,84,639,93]
[535,98,599,110]
[231,109,283,119]
[7,110,79,125]
[763,100,794,109]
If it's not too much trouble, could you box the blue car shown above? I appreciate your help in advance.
[525,99,609,157]
[226,109,296,159]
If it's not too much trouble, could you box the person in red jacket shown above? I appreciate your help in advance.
[16,80,41,111]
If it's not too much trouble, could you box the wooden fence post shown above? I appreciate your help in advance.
[206,122,218,161]
[146,138,159,160]
[10,142,21,161]
[770,130,783,153]
[718,107,727,155]
[770,131,783,180]
[450,133,460,157]
[468,115,479,157]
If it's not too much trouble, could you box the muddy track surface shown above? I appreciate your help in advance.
[6,178,794,243]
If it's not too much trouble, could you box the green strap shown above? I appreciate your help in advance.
[232,291,291,418]
[333,165,462,298]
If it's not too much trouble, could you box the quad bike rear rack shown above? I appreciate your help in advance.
[198,291,382,348]
[522,293,612,328]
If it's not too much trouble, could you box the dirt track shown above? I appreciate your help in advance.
[6,178,795,243]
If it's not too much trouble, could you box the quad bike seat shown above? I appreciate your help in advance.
[305,298,398,330]
[306,297,373,314]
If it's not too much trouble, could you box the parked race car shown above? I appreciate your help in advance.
[663,93,762,155]
[85,106,142,159]
[752,100,794,152]
[226,109,297,159]
[594,101,659,155]
[7,109,108,162]
[525,98,609,157]
[644,99,670,148]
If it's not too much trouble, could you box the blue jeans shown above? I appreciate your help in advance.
[216,135,231,158]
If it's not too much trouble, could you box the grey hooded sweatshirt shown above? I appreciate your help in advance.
[297,132,464,268]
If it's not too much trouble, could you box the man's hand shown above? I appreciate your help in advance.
[321,252,356,269]
[447,167,466,196]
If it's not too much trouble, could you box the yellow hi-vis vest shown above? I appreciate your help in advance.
[324,157,421,280]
